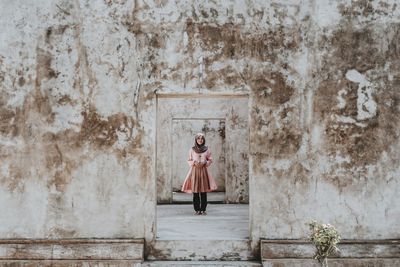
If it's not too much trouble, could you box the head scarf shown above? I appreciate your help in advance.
[192,133,208,153]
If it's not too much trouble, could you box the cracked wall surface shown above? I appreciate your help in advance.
[0,0,399,242]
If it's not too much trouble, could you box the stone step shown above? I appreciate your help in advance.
[0,261,261,267]
[143,261,262,267]
[146,240,258,261]
[261,239,400,266]
[0,239,144,261]
[0,260,141,266]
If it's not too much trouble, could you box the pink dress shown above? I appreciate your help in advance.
[181,148,218,193]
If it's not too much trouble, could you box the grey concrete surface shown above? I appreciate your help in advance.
[156,204,249,240]
[146,239,256,261]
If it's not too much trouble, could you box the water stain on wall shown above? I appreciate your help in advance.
[184,20,301,89]
[124,12,302,89]
[313,23,400,190]
[188,21,300,62]
[0,20,149,196]
[250,69,302,164]
[338,0,396,18]
[250,71,294,107]
[0,107,18,136]
[315,25,400,164]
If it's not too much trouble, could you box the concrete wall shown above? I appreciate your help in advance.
[0,0,399,246]
[0,0,156,240]
[249,0,400,241]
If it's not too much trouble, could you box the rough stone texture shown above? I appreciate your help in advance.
[0,261,261,267]
[249,0,400,242]
[0,0,156,240]
[144,261,262,267]
[0,261,142,267]
[146,239,257,261]
[261,239,400,259]
[0,239,144,260]
[0,0,400,261]
[262,259,400,267]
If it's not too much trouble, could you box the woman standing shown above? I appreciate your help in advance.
[181,133,218,215]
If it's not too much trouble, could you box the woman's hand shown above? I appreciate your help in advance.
[193,160,206,167]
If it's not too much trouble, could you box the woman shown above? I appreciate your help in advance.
[181,133,218,215]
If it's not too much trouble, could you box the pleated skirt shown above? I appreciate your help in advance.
[181,166,211,193]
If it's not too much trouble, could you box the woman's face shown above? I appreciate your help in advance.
[196,136,204,145]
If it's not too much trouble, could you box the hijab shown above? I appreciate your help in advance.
[192,133,208,154]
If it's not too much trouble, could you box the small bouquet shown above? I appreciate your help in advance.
[308,221,341,267]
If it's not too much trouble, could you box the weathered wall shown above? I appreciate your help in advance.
[0,0,156,239]
[0,0,399,245]
[249,0,400,241]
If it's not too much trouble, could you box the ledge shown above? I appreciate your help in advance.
[0,260,142,266]
[261,239,400,259]
[262,259,400,267]
[0,238,144,261]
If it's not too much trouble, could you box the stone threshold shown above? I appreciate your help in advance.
[143,260,262,266]
[146,239,258,261]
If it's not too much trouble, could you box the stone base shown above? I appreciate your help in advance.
[262,259,400,267]
[0,260,142,266]
[261,239,400,267]
[0,261,262,267]
[0,239,144,263]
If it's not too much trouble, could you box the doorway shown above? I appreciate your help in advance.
[155,93,249,240]
[156,94,249,204]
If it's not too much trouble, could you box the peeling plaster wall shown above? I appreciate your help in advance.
[0,0,399,243]
[249,0,400,241]
[0,0,155,239]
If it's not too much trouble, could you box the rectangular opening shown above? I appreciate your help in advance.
[155,93,249,241]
